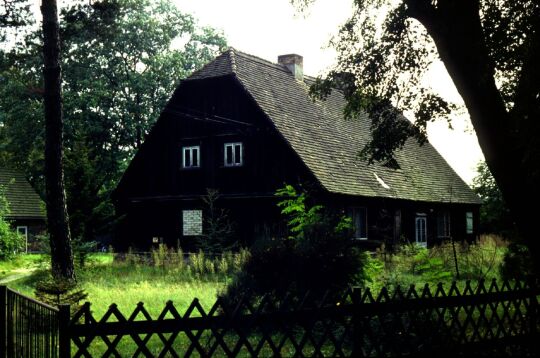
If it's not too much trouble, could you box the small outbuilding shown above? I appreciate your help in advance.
[0,168,46,252]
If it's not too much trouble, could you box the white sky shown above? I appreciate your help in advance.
[174,0,485,184]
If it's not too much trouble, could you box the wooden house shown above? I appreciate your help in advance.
[112,49,481,251]
[0,168,46,252]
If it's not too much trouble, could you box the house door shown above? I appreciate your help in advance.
[415,214,427,247]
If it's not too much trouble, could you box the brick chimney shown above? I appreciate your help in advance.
[278,54,303,81]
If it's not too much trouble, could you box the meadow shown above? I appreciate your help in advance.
[2,235,510,318]
[5,249,250,318]
[0,235,520,356]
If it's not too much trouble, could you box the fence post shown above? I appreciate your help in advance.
[530,282,539,355]
[0,286,6,358]
[58,304,71,358]
[351,287,362,357]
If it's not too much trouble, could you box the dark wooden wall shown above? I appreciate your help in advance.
[113,75,316,250]
[113,75,480,251]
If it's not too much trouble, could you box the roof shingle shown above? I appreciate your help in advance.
[0,168,46,219]
[185,48,481,205]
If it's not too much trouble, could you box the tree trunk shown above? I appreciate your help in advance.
[41,0,75,280]
[409,0,540,276]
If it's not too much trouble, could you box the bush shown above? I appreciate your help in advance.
[0,185,24,260]
[500,242,534,281]
[221,184,370,304]
[35,276,88,312]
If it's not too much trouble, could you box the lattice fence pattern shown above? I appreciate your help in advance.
[65,280,538,357]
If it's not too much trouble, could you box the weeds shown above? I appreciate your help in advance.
[371,235,508,290]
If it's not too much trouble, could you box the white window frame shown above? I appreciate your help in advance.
[182,146,200,169]
[224,142,243,167]
[415,214,427,247]
[16,226,28,253]
[466,212,474,234]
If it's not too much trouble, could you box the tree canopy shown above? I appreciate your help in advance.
[472,162,514,236]
[0,0,227,241]
[297,0,540,273]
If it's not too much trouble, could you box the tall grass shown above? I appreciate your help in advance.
[8,247,251,318]
[368,235,508,292]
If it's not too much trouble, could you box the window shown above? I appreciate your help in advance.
[466,212,474,234]
[182,210,202,236]
[415,214,427,247]
[351,207,367,239]
[437,211,451,238]
[182,146,200,168]
[16,226,28,253]
[224,142,243,167]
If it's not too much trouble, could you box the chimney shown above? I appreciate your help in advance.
[278,54,303,81]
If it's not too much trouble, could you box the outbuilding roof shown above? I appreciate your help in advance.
[0,168,46,219]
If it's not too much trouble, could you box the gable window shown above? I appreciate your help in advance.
[466,212,474,234]
[16,226,28,253]
[224,142,243,167]
[182,146,200,168]
[182,210,202,236]
[415,214,427,247]
[351,207,367,240]
[437,211,451,238]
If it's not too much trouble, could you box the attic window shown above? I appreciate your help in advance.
[224,142,243,167]
[182,146,200,168]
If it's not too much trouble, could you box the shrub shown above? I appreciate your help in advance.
[222,184,369,304]
[72,238,98,268]
[35,276,88,313]
[0,185,24,260]
[458,235,506,280]
[199,189,236,253]
[500,242,534,281]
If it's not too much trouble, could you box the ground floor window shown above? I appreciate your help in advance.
[182,210,203,236]
[466,212,474,234]
[437,211,451,238]
[16,226,28,252]
[415,214,427,247]
[350,207,367,239]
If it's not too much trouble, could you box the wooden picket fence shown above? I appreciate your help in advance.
[2,280,539,357]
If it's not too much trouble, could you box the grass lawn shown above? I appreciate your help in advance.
[5,251,236,319]
[0,237,518,356]
[0,253,45,282]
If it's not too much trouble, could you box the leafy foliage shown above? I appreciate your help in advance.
[0,0,227,241]
[299,0,539,166]
[0,0,32,42]
[34,276,88,312]
[500,243,534,281]
[296,0,540,273]
[0,184,24,259]
[222,185,367,303]
[199,189,236,253]
[275,184,324,239]
[472,161,514,235]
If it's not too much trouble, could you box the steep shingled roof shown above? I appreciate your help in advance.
[186,48,481,205]
[0,168,46,219]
